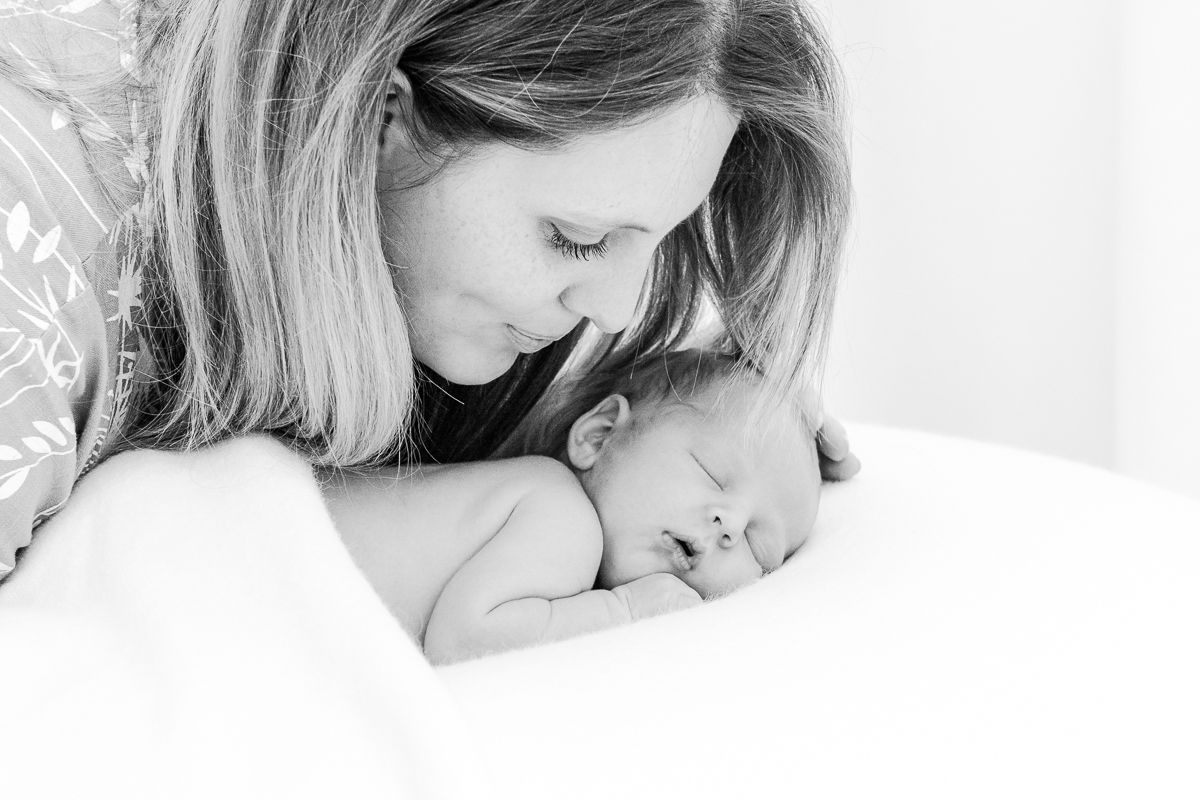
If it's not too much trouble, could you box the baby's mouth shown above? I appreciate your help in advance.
[662,532,697,572]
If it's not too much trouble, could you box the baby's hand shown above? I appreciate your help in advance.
[612,574,703,621]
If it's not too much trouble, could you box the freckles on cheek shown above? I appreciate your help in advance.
[431,170,567,313]
[445,199,529,280]
[492,245,567,314]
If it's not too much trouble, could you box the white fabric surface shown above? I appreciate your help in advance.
[439,424,1200,799]
[1,425,1196,799]
[0,437,482,800]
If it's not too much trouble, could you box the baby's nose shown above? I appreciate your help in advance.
[707,508,748,549]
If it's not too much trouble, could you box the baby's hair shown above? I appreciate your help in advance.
[610,350,747,414]
[499,348,810,461]
[612,350,818,447]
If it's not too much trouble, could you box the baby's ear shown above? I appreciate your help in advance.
[566,394,631,471]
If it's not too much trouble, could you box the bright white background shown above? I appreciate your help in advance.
[819,0,1200,500]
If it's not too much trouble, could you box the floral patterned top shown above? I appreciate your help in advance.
[0,0,146,576]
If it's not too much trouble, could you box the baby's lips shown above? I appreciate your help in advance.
[662,531,706,571]
[661,531,695,572]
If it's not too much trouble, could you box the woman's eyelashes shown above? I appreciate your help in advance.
[547,224,609,261]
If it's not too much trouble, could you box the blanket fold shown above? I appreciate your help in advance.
[0,437,482,800]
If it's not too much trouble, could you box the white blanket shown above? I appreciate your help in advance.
[2,427,1198,799]
[0,437,483,800]
[442,426,1200,799]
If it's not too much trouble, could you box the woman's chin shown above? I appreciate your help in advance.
[419,349,517,386]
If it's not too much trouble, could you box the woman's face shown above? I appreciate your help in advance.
[377,94,740,384]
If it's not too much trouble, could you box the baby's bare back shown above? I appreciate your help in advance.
[320,456,584,642]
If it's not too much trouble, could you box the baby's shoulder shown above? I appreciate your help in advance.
[417,456,588,513]
[504,456,592,503]
[479,456,593,514]
[496,457,602,554]
[494,455,579,488]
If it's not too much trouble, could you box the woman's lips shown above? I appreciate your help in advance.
[504,324,558,354]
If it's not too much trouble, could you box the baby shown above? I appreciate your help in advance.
[320,350,822,665]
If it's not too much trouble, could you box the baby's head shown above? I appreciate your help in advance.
[563,350,821,599]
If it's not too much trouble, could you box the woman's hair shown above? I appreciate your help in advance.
[120,0,850,465]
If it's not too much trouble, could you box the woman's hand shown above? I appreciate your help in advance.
[816,414,861,482]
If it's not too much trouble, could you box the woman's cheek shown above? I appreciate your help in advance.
[498,257,572,314]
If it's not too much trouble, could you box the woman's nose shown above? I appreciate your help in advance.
[559,258,650,334]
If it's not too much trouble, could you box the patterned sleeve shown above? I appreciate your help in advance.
[0,108,114,577]
[0,272,110,575]
[0,1,146,577]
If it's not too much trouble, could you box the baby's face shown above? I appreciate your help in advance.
[575,380,821,599]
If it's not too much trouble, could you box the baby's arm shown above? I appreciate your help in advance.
[423,460,697,664]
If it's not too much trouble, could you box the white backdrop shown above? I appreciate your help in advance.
[820,0,1200,500]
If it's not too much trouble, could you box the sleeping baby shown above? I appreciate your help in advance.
[320,350,821,665]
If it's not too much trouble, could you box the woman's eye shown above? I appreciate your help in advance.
[548,224,609,261]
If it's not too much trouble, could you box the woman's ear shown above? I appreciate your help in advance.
[566,395,632,471]
[379,66,416,158]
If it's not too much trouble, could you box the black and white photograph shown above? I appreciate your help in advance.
[1,0,1196,797]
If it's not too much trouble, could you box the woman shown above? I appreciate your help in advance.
[0,0,856,578]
